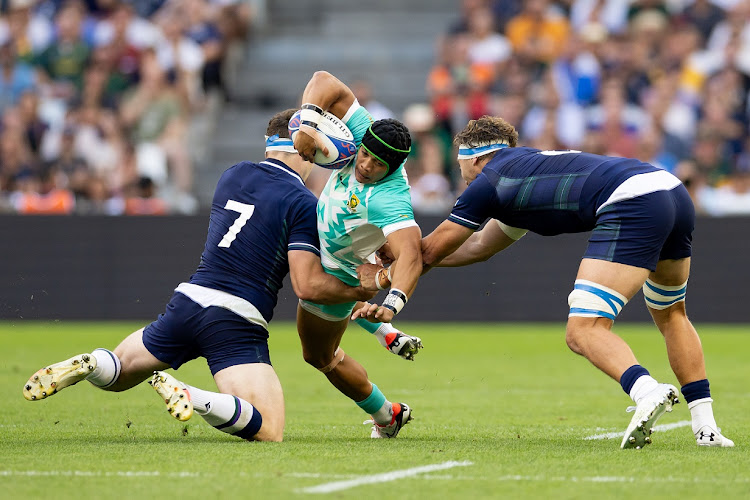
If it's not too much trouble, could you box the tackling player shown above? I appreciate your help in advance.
[22,109,377,442]
[292,71,423,438]
[356,115,734,449]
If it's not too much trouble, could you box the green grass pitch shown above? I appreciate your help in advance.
[1,321,748,499]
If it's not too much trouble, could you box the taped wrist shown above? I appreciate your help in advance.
[381,288,407,315]
[375,267,392,290]
[300,103,323,130]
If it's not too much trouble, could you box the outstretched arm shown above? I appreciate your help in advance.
[288,250,375,304]
[436,219,519,267]
[421,219,477,272]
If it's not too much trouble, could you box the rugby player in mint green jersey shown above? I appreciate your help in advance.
[292,71,422,438]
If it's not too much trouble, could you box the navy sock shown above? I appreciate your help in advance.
[233,405,264,440]
[681,379,711,404]
[619,365,650,394]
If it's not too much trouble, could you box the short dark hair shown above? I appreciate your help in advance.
[266,108,297,138]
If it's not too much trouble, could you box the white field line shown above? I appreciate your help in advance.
[3,468,748,486]
[419,474,750,484]
[584,420,690,440]
[0,470,199,478]
[298,461,474,494]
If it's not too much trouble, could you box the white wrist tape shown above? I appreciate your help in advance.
[300,105,322,129]
[381,288,407,315]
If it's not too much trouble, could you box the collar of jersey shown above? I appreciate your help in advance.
[261,159,304,185]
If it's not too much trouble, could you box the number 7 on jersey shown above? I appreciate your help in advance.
[218,200,255,248]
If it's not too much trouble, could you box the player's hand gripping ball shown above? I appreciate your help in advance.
[289,110,357,169]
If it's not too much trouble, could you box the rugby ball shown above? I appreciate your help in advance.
[289,110,357,169]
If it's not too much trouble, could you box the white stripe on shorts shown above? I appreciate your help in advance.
[175,283,268,330]
[597,170,682,214]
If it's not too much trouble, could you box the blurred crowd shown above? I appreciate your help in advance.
[4,1,750,218]
[0,0,252,214]
[400,0,750,216]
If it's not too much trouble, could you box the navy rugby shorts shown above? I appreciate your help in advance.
[142,292,271,375]
[584,184,694,271]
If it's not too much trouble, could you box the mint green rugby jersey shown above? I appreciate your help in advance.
[317,103,417,282]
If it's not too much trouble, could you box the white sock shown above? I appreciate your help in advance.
[86,348,121,388]
[688,397,717,434]
[373,323,398,349]
[371,399,394,425]
[185,384,257,433]
[630,375,659,404]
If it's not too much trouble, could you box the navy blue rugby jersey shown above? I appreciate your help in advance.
[190,159,319,321]
[449,147,661,236]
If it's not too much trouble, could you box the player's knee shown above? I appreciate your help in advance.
[567,279,627,324]
[303,348,345,374]
[643,278,688,312]
[565,321,586,354]
[302,349,328,369]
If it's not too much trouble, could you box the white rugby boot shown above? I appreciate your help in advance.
[23,353,97,401]
[621,383,679,449]
[384,331,423,361]
[695,425,735,447]
[365,402,413,438]
[150,371,193,422]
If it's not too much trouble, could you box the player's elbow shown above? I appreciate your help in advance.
[294,282,318,302]
[310,71,338,90]
[474,247,495,263]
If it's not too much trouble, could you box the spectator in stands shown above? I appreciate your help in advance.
[17,90,48,155]
[586,77,651,157]
[184,0,225,97]
[0,0,54,63]
[124,175,167,215]
[0,38,36,113]
[698,146,750,216]
[0,107,36,192]
[153,3,204,108]
[402,103,454,215]
[35,2,91,102]
[11,165,75,214]
[680,0,724,44]
[569,0,629,36]
[119,49,193,212]
[505,0,570,69]
[692,125,733,186]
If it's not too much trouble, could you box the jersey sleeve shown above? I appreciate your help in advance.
[287,193,321,256]
[343,100,374,147]
[367,182,418,236]
[448,174,498,231]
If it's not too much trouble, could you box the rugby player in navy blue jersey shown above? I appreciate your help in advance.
[22,109,377,442]
[355,115,734,449]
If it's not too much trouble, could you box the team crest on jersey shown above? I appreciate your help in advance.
[346,193,360,212]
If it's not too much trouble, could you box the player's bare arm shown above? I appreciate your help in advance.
[438,219,519,267]
[357,219,517,290]
[294,71,356,161]
[288,250,375,304]
[351,226,422,323]
[421,220,475,272]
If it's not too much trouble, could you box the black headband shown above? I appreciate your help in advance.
[360,125,411,177]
